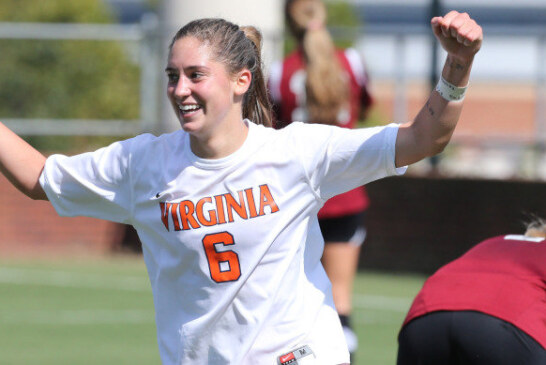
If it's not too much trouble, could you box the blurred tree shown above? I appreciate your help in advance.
[145,0,161,10]
[0,0,140,151]
[0,0,112,23]
[325,0,360,47]
[326,0,360,27]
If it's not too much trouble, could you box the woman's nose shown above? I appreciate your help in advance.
[174,77,191,97]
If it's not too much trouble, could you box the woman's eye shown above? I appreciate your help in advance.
[167,73,179,83]
[190,72,203,80]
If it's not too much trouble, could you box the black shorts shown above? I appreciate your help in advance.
[397,311,546,365]
[318,212,366,245]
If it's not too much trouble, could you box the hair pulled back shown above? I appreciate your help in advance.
[170,18,272,127]
[524,217,546,238]
[285,0,349,124]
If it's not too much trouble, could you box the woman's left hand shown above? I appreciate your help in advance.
[431,11,483,64]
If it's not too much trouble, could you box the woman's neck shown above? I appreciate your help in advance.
[189,118,249,159]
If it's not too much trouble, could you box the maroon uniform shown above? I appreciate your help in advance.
[402,234,546,349]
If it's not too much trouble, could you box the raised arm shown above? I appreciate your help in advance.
[395,11,483,168]
[0,122,47,200]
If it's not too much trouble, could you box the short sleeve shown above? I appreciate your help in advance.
[39,137,136,224]
[289,122,406,201]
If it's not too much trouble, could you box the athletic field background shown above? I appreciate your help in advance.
[0,257,425,365]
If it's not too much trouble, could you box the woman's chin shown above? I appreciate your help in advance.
[179,119,203,135]
[180,122,196,133]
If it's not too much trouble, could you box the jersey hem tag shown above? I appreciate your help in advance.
[277,345,314,365]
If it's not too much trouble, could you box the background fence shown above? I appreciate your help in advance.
[0,14,161,136]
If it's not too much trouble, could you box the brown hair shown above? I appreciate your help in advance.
[524,217,546,238]
[285,0,349,124]
[169,18,272,127]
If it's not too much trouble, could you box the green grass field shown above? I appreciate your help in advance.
[0,257,426,365]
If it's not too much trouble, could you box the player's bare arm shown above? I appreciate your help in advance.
[0,122,47,200]
[395,10,483,168]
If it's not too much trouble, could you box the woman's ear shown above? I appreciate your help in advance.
[233,69,252,96]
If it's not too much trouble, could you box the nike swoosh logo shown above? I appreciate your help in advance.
[279,353,294,363]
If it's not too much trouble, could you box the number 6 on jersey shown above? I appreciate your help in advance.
[202,232,241,283]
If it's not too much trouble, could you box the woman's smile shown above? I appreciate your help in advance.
[166,36,238,138]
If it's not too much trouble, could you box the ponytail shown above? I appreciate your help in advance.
[240,26,273,127]
[524,217,546,238]
[285,0,349,125]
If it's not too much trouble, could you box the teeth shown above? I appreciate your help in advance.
[179,104,200,112]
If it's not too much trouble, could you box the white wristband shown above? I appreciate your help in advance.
[435,76,468,102]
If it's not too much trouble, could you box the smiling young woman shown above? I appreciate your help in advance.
[0,12,482,365]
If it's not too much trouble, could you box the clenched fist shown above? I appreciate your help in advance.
[432,11,483,64]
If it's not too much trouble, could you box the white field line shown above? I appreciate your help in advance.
[352,294,413,312]
[0,268,154,325]
[0,309,154,325]
[0,268,413,309]
[0,267,150,292]
[0,267,414,326]
[352,294,414,326]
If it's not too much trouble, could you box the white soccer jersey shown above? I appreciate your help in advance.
[39,121,405,365]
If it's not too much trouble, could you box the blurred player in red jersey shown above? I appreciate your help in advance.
[397,218,546,365]
[268,0,374,358]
